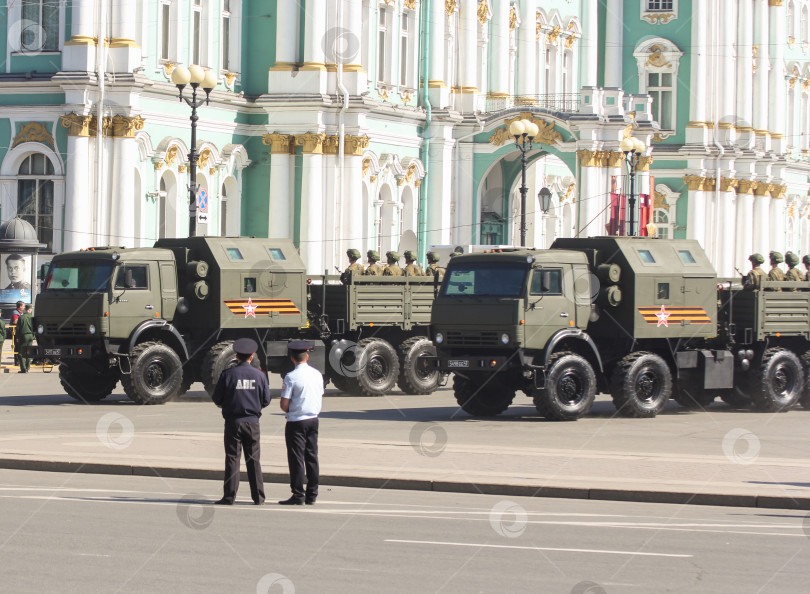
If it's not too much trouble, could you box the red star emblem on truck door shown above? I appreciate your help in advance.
[243,298,257,318]
[655,305,671,327]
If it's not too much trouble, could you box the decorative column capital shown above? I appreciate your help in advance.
[636,156,654,171]
[683,175,716,191]
[110,115,145,138]
[322,135,339,155]
[719,177,739,192]
[754,182,774,196]
[737,180,758,194]
[295,132,327,155]
[771,184,787,199]
[262,132,295,154]
[61,113,94,137]
[769,0,784,7]
[345,134,370,156]
[607,151,625,168]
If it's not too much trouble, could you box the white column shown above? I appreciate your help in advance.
[719,0,736,125]
[343,156,364,252]
[109,0,141,72]
[686,189,707,250]
[299,0,328,94]
[577,162,603,238]
[455,142,475,245]
[770,197,786,255]
[428,0,447,105]
[581,0,599,88]
[488,0,509,96]
[753,192,770,256]
[736,191,755,272]
[736,0,754,134]
[769,0,787,153]
[341,0,367,95]
[753,0,770,145]
[300,154,325,274]
[64,135,93,251]
[687,0,709,144]
[516,2,536,100]
[109,137,136,247]
[63,0,97,71]
[604,0,623,88]
[269,1,300,92]
[717,192,736,276]
[426,135,453,247]
[268,153,293,239]
[458,0,479,111]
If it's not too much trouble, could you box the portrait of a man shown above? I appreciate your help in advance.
[4,254,31,291]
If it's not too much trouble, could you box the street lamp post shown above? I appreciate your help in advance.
[620,136,647,237]
[171,64,218,237]
[509,119,540,247]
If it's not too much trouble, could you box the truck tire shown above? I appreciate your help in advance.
[672,379,715,410]
[610,352,672,418]
[330,375,353,393]
[533,352,596,421]
[751,348,803,412]
[397,337,440,395]
[121,341,183,405]
[201,340,263,396]
[59,363,119,403]
[349,338,399,396]
[453,373,515,416]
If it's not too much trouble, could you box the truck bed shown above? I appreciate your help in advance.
[725,281,810,342]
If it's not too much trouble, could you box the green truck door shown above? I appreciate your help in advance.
[525,267,573,348]
[109,262,161,338]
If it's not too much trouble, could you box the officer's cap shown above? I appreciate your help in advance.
[347,248,361,260]
[770,251,784,264]
[404,250,417,261]
[287,340,314,352]
[786,251,800,266]
[426,251,440,263]
[803,255,810,266]
[749,253,764,264]
[367,250,380,261]
[233,338,258,355]
[386,250,400,261]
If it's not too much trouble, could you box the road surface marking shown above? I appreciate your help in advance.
[385,539,693,558]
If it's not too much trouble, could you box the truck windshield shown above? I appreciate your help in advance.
[441,262,528,297]
[44,260,114,291]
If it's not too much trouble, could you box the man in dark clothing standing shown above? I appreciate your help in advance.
[16,305,34,373]
[212,338,271,505]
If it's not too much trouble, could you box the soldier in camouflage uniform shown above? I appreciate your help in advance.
[449,251,462,260]
[743,253,766,290]
[784,252,803,291]
[403,251,423,276]
[382,251,404,276]
[341,248,364,284]
[364,250,383,276]
[767,251,785,291]
[803,254,810,281]
[424,251,445,278]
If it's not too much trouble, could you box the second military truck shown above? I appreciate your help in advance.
[26,237,440,404]
[431,237,810,420]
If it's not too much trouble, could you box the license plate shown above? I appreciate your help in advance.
[448,359,469,368]
[44,348,62,356]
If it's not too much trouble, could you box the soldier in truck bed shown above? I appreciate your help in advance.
[383,251,403,276]
[403,251,423,276]
[767,251,785,291]
[423,252,445,278]
[803,254,810,281]
[364,250,383,276]
[744,253,766,290]
[341,248,364,284]
[784,252,803,290]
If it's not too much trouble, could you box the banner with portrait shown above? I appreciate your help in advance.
[0,252,33,304]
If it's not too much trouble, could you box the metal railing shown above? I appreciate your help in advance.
[484,93,581,114]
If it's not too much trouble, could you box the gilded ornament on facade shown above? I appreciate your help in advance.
[162,62,176,78]
[445,0,456,16]
[345,134,370,156]
[404,0,416,9]
[622,124,634,139]
[607,151,625,168]
[370,175,377,183]
[789,76,798,89]
[378,86,389,100]
[640,13,676,25]
[477,0,490,25]
[322,135,339,155]
[489,113,564,147]
[719,178,738,192]
[769,0,784,6]
[60,113,93,137]
[154,161,164,171]
[509,7,517,31]
[296,132,327,154]
[636,156,654,171]
[164,145,179,167]
[405,163,418,183]
[396,176,405,186]
[802,80,810,92]
[546,25,561,46]
[224,72,238,87]
[563,181,576,203]
[362,158,371,177]
[646,45,672,69]
[737,180,757,195]
[262,132,294,154]
[209,167,217,175]
[12,122,55,148]
[415,179,423,187]
[111,115,145,138]
[178,164,188,173]
[565,34,576,49]
[198,147,212,168]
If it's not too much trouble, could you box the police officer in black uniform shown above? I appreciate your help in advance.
[212,338,271,505]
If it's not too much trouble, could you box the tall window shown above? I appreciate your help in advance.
[647,1,673,9]
[193,0,202,65]
[21,0,59,52]
[159,1,172,61]
[158,178,167,239]
[647,71,674,130]
[545,47,553,94]
[17,154,55,251]
[220,185,228,236]
[221,0,232,70]
[653,209,671,239]
[802,6,808,45]
[378,5,388,83]
[788,1,796,40]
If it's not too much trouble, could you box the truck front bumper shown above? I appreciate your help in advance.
[436,354,512,372]
[21,344,93,359]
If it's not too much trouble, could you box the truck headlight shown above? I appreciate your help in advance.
[500,333,510,344]
[89,324,96,335]
[37,324,44,335]
[435,332,444,344]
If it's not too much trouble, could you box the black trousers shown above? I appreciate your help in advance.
[285,418,319,501]
[223,420,265,503]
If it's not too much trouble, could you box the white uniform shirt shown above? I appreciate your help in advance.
[280,362,324,422]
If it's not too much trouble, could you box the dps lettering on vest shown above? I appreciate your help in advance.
[236,379,256,390]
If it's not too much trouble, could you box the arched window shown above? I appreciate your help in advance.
[802,5,809,45]
[17,153,55,251]
[21,0,59,52]
[158,177,168,239]
[653,208,671,239]
[634,38,684,132]
[788,1,796,41]
[220,183,228,236]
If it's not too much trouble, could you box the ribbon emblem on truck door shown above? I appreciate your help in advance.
[224,299,301,317]
[638,306,712,327]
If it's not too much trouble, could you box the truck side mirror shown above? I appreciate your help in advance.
[39,263,50,281]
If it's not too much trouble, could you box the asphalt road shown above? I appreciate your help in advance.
[0,469,807,593]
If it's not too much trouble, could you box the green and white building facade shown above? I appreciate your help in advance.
[0,0,807,276]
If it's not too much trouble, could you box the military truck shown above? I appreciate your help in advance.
[24,237,440,404]
[430,237,810,420]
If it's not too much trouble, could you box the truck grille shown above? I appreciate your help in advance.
[446,331,500,347]
[45,322,89,336]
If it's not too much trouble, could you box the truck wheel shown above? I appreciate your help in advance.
[610,352,672,418]
[350,338,399,396]
[751,348,803,412]
[672,379,715,410]
[453,373,516,416]
[534,352,596,421]
[121,341,183,405]
[59,364,119,403]
[201,340,263,396]
[330,375,352,393]
[397,337,440,395]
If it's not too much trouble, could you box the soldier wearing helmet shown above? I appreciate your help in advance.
[784,252,803,291]
[424,251,445,278]
[803,254,810,281]
[403,251,423,276]
[382,251,403,276]
[341,248,364,284]
[744,253,766,291]
[767,251,785,291]
[364,250,383,276]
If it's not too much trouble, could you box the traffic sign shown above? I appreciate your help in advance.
[197,212,208,224]
[196,189,208,212]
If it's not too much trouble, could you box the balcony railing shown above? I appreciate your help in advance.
[484,93,581,114]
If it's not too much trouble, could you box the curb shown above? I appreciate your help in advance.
[1,457,809,510]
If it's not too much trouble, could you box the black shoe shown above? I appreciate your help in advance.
[305,498,316,505]
[278,497,304,506]
[214,498,234,505]
[254,500,265,506]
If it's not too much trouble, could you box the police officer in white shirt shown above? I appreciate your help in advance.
[212,337,271,505]
[278,340,324,505]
